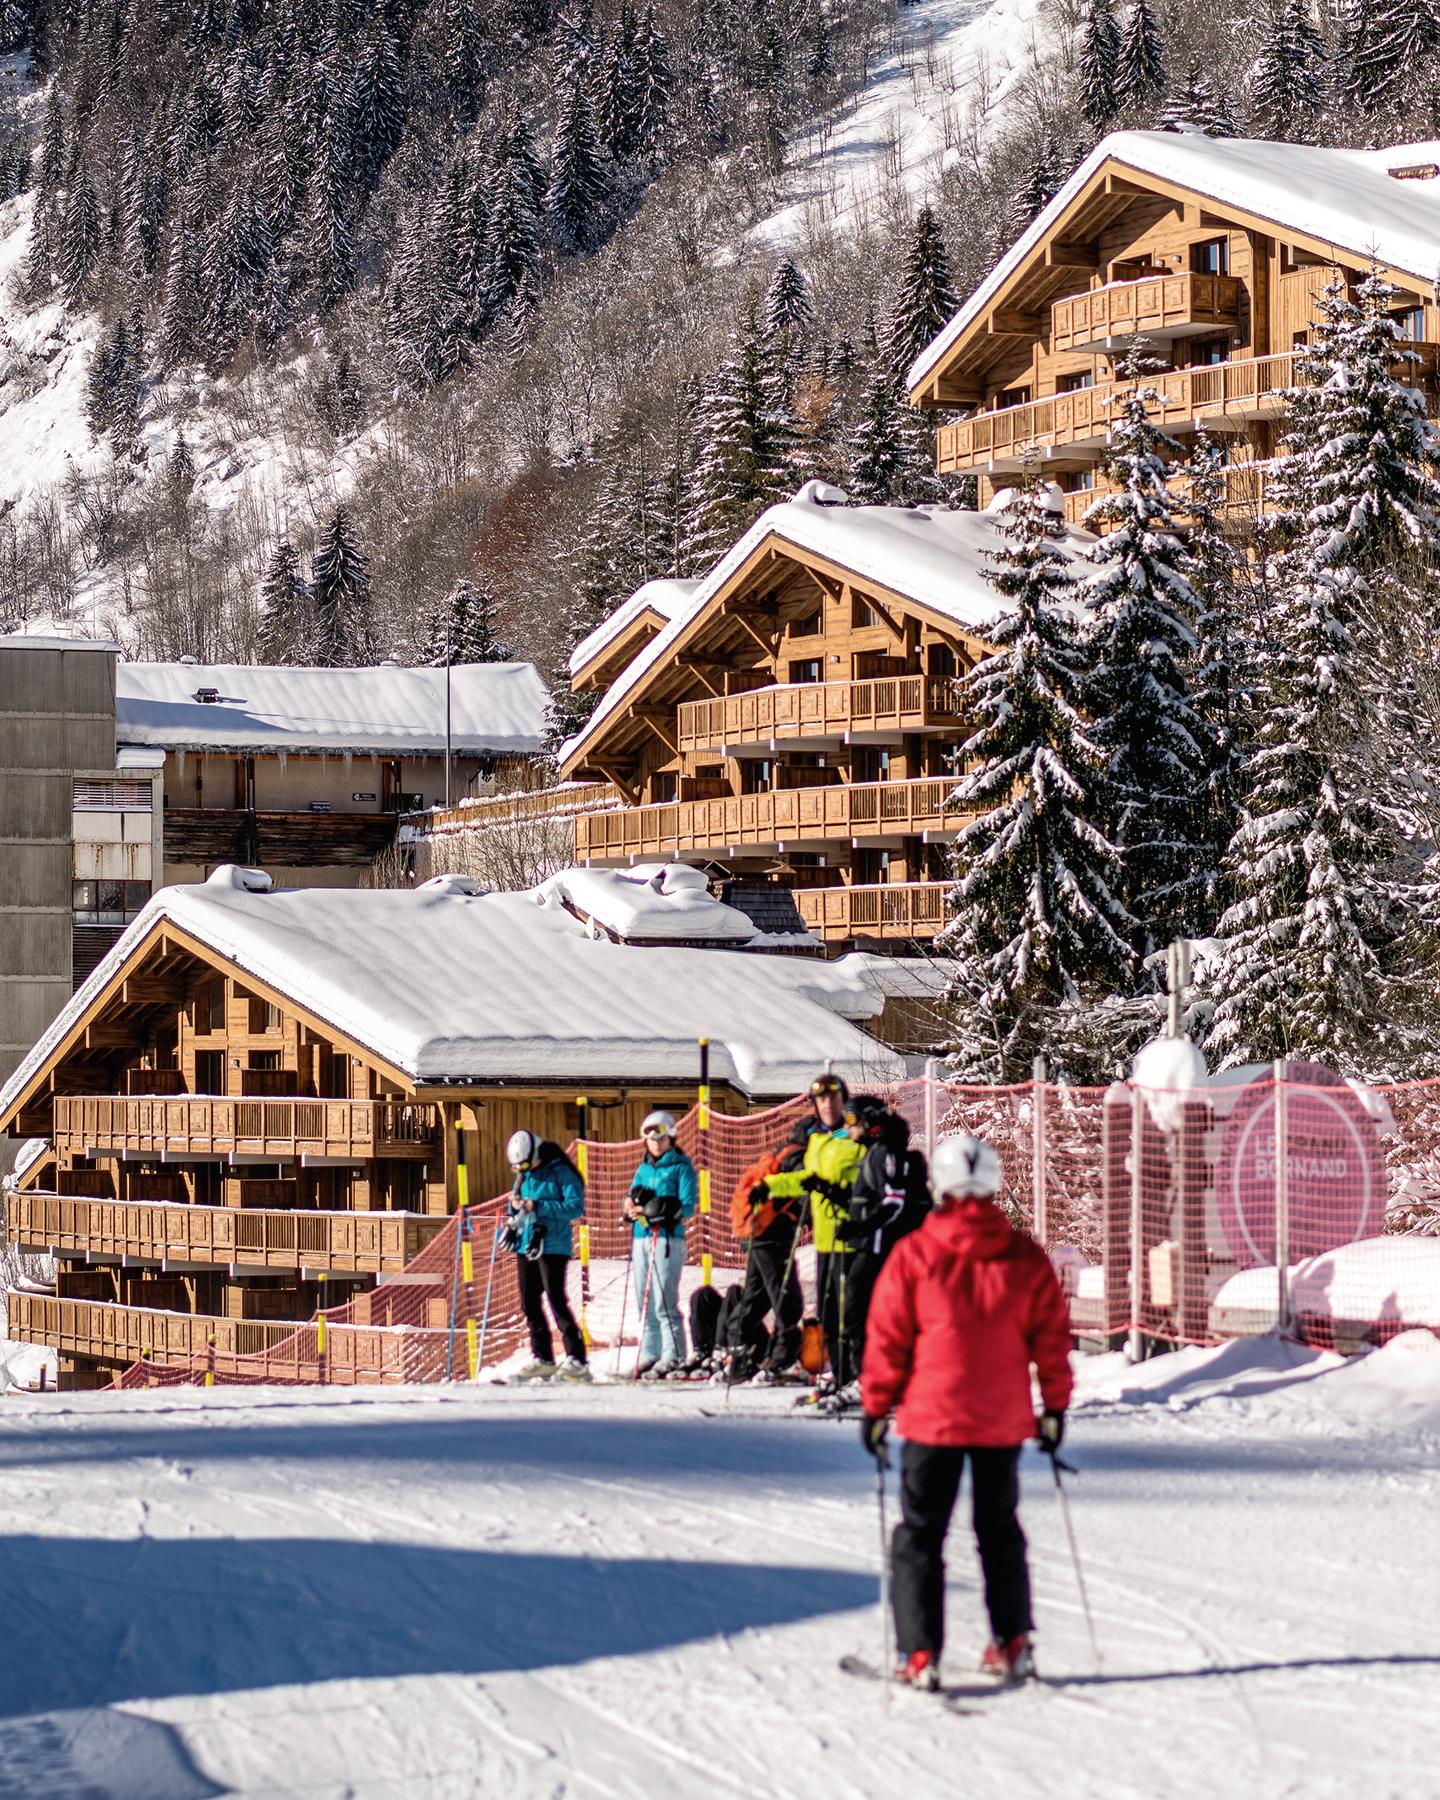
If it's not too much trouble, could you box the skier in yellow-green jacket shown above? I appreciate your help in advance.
[764,1072,866,1402]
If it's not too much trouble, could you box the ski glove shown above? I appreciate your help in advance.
[748,1179,769,1207]
[859,1413,890,1469]
[1036,1409,1066,1454]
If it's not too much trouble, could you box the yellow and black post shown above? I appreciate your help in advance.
[455,1119,478,1379]
[697,1037,712,1288]
[576,1095,592,1347]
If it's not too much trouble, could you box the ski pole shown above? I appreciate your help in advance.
[631,1226,660,1381]
[1049,1451,1102,1671]
[475,1217,502,1377]
[611,1239,633,1376]
[877,1456,893,1699]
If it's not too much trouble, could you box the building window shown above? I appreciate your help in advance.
[927,643,957,679]
[1393,306,1426,342]
[790,609,821,637]
[1190,338,1228,366]
[1056,369,1094,393]
[851,595,881,628]
[649,772,677,803]
[73,778,152,812]
[995,385,1032,410]
[742,760,774,795]
[1192,239,1229,276]
[72,879,150,925]
[852,748,891,782]
[788,658,822,685]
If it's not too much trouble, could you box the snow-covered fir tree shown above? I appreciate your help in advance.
[763,257,815,347]
[1159,64,1237,135]
[1115,0,1165,112]
[884,205,959,381]
[256,539,312,664]
[1204,270,1440,1069]
[1080,350,1218,953]
[427,576,511,665]
[548,65,609,252]
[1249,0,1327,140]
[844,370,938,506]
[942,480,1135,1081]
[1183,433,1247,897]
[1008,136,1068,236]
[310,506,374,667]
[1079,0,1122,128]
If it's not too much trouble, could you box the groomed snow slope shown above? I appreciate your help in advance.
[2,1334,1438,1798]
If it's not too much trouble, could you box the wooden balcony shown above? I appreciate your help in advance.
[576,777,971,863]
[53,1095,441,1164]
[678,677,966,756]
[1060,459,1281,529]
[8,1291,438,1382]
[6,1192,446,1274]
[1051,273,1241,354]
[936,348,1440,475]
[796,881,948,942]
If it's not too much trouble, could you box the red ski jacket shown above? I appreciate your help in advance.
[861,1197,1073,1447]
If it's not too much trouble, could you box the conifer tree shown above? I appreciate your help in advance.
[442,0,488,124]
[763,256,814,343]
[633,6,673,160]
[547,70,608,252]
[1204,270,1440,1068]
[1160,64,1237,135]
[1249,0,1327,139]
[310,505,374,665]
[1184,433,1247,889]
[427,575,511,664]
[1115,0,1165,112]
[484,118,544,319]
[884,204,959,380]
[942,481,1135,1081]
[1079,0,1121,128]
[308,105,354,309]
[595,7,642,160]
[1008,135,1065,235]
[256,538,311,663]
[1080,352,1218,951]
[57,172,100,301]
[160,222,201,366]
[845,369,938,506]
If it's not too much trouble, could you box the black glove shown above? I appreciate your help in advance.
[1036,1409,1066,1454]
[644,1193,681,1230]
[628,1184,648,1204]
[748,1179,769,1207]
[859,1413,890,1468]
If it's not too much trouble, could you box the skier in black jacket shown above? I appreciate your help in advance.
[835,1095,930,1394]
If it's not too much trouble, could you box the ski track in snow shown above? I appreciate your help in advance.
[0,1342,1439,1796]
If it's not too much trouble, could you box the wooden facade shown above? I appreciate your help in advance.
[907,151,1440,519]
[0,915,735,1387]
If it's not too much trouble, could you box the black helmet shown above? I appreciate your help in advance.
[844,1094,889,1140]
[808,1071,850,1104]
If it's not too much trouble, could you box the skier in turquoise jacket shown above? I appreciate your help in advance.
[624,1111,698,1377]
[506,1130,589,1380]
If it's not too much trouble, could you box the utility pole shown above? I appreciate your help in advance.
[444,612,453,810]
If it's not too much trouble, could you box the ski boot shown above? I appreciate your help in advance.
[642,1358,679,1381]
[513,1361,557,1384]
[554,1356,592,1383]
[979,1635,1036,1684]
[894,1650,940,1692]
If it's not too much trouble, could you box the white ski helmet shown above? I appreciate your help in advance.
[930,1133,1002,1203]
[507,1128,539,1170]
[641,1110,677,1139]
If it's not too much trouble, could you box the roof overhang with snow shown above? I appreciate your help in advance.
[558,482,1093,785]
[569,579,699,693]
[0,870,906,1132]
[907,131,1440,407]
[114,661,550,758]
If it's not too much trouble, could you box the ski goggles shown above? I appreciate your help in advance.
[641,1126,669,1139]
[809,1075,846,1098]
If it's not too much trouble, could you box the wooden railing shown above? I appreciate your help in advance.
[1061,459,1282,529]
[52,1095,441,1162]
[576,777,973,861]
[9,1291,443,1382]
[936,348,1440,473]
[678,677,966,754]
[1050,272,1241,354]
[414,782,621,831]
[6,1192,446,1273]
[796,882,948,941]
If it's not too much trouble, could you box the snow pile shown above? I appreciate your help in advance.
[0,872,906,1107]
[753,0,1054,251]
[561,481,1094,770]
[115,661,549,756]
[535,863,761,943]
[1212,1236,1440,1334]
[1130,1033,1209,1132]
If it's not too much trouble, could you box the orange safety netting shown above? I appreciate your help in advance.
[114,1069,1440,1389]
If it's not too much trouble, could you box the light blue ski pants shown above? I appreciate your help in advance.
[632,1230,686,1363]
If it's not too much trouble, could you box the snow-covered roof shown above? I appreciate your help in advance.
[114,662,549,757]
[0,631,120,653]
[114,745,165,770]
[568,579,699,677]
[909,130,1440,394]
[561,481,1093,770]
[537,864,767,943]
[0,868,905,1107]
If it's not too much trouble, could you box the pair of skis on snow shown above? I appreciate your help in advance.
[838,1654,1094,1714]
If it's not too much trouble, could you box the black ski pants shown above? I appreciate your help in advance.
[728,1235,802,1369]
[845,1245,885,1375]
[892,1441,1032,1659]
[815,1249,861,1387]
[516,1253,587,1365]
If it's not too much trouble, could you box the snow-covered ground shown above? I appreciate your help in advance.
[2,1333,1439,1797]
[753,0,1055,251]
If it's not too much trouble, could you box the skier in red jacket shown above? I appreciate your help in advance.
[859,1132,1073,1690]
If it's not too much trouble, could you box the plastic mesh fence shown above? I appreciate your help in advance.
[112,1068,1440,1389]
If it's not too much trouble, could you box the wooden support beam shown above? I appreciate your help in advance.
[592,760,641,806]
[727,611,778,658]
[1047,241,1099,269]
[988,308,1042,335]
[632,708,679,756]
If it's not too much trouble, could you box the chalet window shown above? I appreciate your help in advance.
[1394,307,1426,342]
[851,595,881,628]
[742,760,774,795]
[790,609,822,637]
[1191,338,1228,366]
[852,748,891,782]
[206,983,227,1031]
[194,1051,224,1095]
[788,658,822,684]
[1056,370,1094,393]
[927,643,957,679]
[994,385,1032,410]
[1192,239,1229,276]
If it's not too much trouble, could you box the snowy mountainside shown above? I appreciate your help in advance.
[753,0,1056,251]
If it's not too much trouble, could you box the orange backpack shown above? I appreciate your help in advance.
[731,1150,784,1239]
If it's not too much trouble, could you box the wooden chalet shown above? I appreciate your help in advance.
[906,129,1440,523]
[558,480,1094,948]
[0,867,903,1387]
